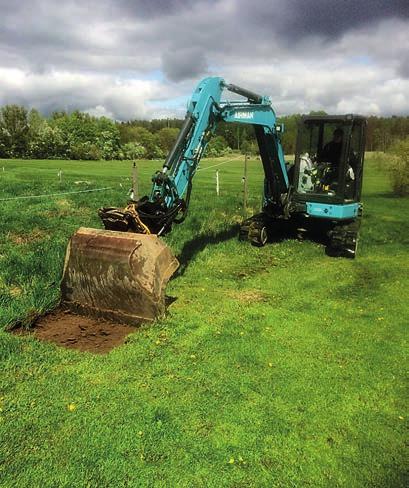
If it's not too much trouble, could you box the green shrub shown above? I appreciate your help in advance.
[69,141,102,160]
[28,124,66,159]
[241,140,259,156]
[389,138,409,196]
[205,135,231,157]
[122,142,146,159]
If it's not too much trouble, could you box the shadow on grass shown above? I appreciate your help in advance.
[176,224,240,275]
[372,192,407,199]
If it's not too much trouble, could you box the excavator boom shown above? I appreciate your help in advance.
[62,77,288,325]
[99,77,289,235]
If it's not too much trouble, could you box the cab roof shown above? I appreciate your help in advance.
[301,114,366,123]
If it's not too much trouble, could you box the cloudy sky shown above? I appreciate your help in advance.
[0,0,408,120]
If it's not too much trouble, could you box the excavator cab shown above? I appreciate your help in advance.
[291,114,366,256]
[293,114,366,204]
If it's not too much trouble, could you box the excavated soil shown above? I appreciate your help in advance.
[13,309,136,353]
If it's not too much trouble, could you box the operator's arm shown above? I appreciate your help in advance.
[319,142,330,162]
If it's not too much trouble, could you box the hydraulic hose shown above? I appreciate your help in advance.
[162,113,194,173]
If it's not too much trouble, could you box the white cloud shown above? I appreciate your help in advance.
[0,0,407,118]
[0,68,172,119]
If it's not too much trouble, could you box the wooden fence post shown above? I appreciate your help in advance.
[243,154,248,214]
[131,161,138,200]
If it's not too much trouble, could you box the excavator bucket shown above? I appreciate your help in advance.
[60,228,179,325]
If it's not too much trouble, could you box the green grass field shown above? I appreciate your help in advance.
[0,154,408,487]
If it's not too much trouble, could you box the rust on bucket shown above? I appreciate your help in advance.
[61,227,179,325]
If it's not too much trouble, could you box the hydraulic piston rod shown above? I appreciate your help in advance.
[224,83,263,103]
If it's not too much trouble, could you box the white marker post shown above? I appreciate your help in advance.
[130,161,138,200]
[216,170,220,196]
[58,169,63,183]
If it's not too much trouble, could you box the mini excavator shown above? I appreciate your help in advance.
[61,77,366,325]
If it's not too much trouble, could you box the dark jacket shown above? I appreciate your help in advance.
[320,141,342,165]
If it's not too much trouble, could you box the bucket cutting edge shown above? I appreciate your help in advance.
[60,227,179,325]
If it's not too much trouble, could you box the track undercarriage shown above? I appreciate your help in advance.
[239,212,361,258]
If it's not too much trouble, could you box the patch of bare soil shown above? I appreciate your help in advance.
[8,227,48,245]
[227,289,270,304]
[13,309,136,354]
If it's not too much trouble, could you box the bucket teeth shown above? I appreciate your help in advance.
[61,228,179,325]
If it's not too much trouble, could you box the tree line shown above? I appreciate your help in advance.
[0,104,408,160]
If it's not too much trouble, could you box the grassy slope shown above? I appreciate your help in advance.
[0,154,407,487]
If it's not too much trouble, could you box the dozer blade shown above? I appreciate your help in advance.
[60,227,179,325]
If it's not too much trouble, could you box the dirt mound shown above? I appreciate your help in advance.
[13,309,136,353]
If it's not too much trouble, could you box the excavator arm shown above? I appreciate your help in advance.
[61,77,290,325]
[61,78,366,325]
[99,76,289,235]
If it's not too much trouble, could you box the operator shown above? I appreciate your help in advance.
[320,128,343,165]
[318,128,344,187]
